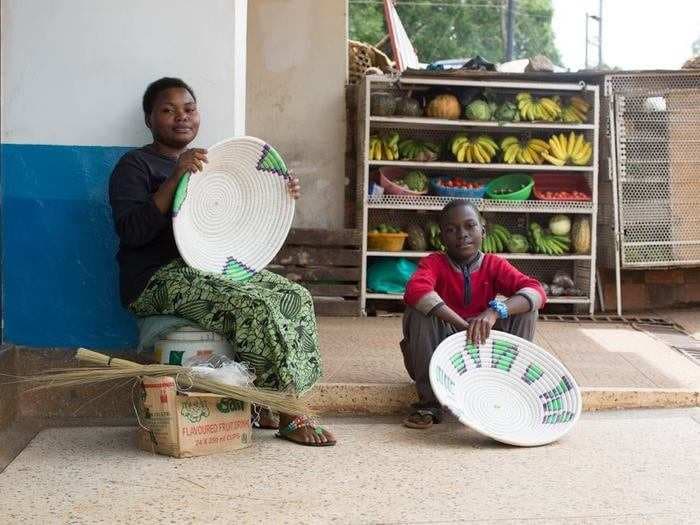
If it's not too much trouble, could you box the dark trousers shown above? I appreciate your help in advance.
[400,306,537,409]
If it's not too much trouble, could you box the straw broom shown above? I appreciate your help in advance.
[18,348,311,417]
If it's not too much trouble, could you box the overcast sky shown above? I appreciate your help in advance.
[551,0,700,70]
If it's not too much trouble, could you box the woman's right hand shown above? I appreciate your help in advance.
[174,148,208,178]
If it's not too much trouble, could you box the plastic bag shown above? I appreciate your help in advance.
[367,258,418,295]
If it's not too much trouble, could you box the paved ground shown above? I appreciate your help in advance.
[657,308,700,339]
[317,316,700,389]
[1,409,698,524]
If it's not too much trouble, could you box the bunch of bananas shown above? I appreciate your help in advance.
[368,133,400,161]
[398,139,440,162]
[500,136,550,164]
[516,93,562,122]
[529,223,570,255]
[450,134,499,163]
[541,132,592,166]
[561,96,590,123]
[482,224,511,253]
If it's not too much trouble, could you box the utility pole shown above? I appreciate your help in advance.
[585,0,603,68]
[598,0,603,67]
[505,0,515,61]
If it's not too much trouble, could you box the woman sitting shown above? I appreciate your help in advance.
[109,77,335,446]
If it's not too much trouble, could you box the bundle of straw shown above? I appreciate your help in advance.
[19,348,310,417]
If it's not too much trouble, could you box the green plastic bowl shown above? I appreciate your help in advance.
[485,173,534,201]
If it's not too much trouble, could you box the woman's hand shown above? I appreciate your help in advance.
[466,308,498,345]
[287,171,301,199]
[174,148,208,178]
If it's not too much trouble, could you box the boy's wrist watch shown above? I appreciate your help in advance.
[488,299,509,319]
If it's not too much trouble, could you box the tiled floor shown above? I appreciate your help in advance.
[1,410,698,524]
[317,316,700,389]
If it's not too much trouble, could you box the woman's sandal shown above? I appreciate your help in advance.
[275,415,337,447]
[403,409,441,429]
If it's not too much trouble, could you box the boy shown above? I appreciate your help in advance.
[400,200,546,429]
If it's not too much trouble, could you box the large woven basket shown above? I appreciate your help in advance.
[348,39,395,84]
[429,330,582,446]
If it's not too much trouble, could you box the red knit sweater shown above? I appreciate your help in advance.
[404,253,547,318]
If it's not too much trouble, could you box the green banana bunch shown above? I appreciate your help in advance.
[399,139,439,162]
[426,221,446,251]
[482,224,511,253]
[528,223,571,255]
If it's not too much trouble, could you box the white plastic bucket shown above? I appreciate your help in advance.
[154,326,234,365]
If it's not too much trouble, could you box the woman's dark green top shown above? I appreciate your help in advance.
[108,146,179,307]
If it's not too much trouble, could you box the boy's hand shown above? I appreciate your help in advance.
[466,308,498,345]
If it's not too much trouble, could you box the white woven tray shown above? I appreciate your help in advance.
[172,136,294,281]
[429,330,581,446]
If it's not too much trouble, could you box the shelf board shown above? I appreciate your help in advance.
[367,251,592,260]
[368,160,593,172]
[365,293,591,304]
[366,293,404,300]
[370,116,596,131]
[367,194,594,214]
[546,296,591,304]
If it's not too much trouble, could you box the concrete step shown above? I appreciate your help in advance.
[314,316,700,414]
[309,382,699,414]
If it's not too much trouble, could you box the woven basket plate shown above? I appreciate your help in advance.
[429,330,581,447]
[172,136,294,281]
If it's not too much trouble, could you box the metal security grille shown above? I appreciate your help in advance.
[608,74,700,268]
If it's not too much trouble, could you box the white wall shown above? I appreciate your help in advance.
[246,0,348,229]
[1,0,247,147]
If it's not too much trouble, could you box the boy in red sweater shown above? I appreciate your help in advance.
[401,200,546,429]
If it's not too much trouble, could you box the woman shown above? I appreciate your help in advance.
[109,77,335,446]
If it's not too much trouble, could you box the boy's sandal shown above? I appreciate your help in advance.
[403,409,440,429]
[275,415,336,447]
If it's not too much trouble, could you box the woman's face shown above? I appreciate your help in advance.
[147,87,200,149]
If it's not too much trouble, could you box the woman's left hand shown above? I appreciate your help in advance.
[287,172,301,199]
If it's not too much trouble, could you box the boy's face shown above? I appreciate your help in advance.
[440,205,484,261]
[147,87,200,149]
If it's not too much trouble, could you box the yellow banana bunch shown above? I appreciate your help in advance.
[451,134,498,163]
[516,93,562,122]
[516,93,536,121]
[541,132,592,166]
[369,135,383,160]
[369,133,400,161]
[500,136,549,165]
[537,97,562,121]
[561,96,590,123]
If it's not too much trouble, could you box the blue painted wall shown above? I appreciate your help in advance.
[1,144,139,348]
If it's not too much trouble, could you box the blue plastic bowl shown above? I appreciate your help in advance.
[430,177,487,198]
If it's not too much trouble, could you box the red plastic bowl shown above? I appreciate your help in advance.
[378,167,428,196]
[532,173,592,201]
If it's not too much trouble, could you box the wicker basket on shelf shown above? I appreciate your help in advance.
[348,39,395,84]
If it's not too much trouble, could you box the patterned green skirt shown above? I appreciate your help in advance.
[129,258,321,394]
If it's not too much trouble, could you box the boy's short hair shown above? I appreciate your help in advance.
[439,199,482,226]
[142,77,196,116]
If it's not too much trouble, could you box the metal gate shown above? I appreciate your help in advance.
[605,72,700,313]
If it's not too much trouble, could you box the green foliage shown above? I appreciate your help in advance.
[349,0,561,65]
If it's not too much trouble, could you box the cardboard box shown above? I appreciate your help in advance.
[136,376,252,458]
